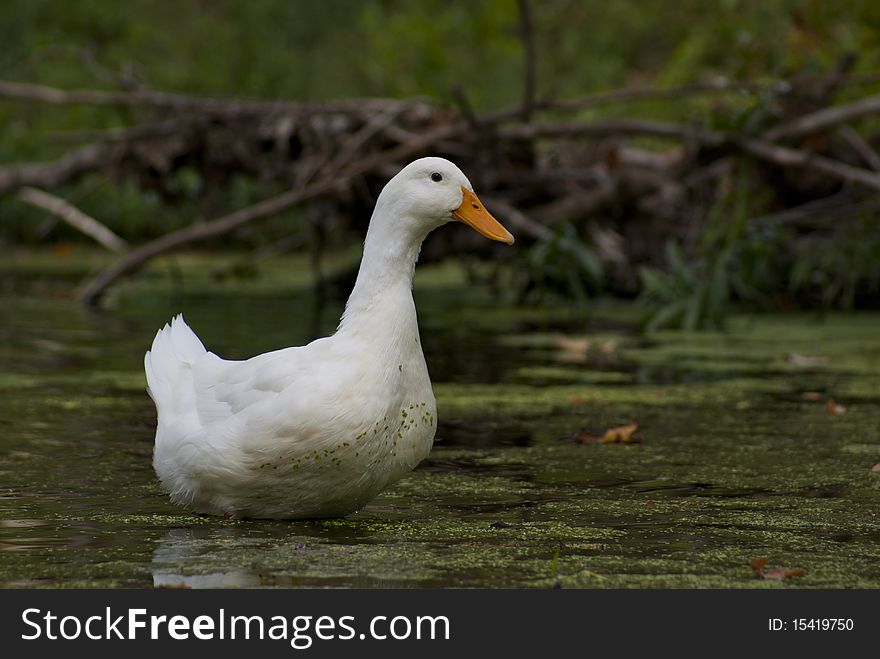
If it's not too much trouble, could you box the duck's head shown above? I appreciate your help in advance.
[380,157,514,245]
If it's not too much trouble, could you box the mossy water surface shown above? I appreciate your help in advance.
[1,251,879,588]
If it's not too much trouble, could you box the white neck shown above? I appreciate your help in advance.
[337,196,429,340]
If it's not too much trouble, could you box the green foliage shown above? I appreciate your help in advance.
[787,215,880,310]
[2,0,880,318]
[640,170,880,330]
[639,241,733,332]
[639,161,754,331]
[517,223,603,305]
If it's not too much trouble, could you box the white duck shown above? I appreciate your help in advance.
[145,157,514,519]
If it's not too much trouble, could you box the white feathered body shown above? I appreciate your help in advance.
[145,308,436,519]
[143,157,511,520]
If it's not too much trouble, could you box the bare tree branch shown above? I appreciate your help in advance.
[48,119,179,144]
[763,94,880,141]
[18,187,128,252]
[0,143,116,194]
[541,80,766,113]
[0,79,426,117]
[529,72,880,115]
[501,119,722,143]
[4,76,880,305]
[504,119,880,191]
[484,196,553,240]
[320,106,406,177]
[736,137,880,190]
[837,124,880,172]
[532,180,619,224]
[77,123,463,305]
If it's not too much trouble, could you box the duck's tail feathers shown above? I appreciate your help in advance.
[144,314,207,419]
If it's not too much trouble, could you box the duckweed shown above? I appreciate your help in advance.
[1,256,879,587]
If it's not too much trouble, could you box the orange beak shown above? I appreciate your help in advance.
[452,187,514,245]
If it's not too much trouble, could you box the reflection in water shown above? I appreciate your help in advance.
[151,529,262,589]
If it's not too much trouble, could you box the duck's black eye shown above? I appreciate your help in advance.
[430,172,443,182]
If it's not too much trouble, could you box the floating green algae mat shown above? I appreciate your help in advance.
[1,251,879,588]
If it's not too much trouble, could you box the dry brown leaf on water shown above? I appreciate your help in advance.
[750,557,807,580]
[575,421,639,444]
[603,421,639,443]
[826,398,847,415]
[749,557,768,574]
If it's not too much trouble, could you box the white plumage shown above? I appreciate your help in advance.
[144,157,513,519]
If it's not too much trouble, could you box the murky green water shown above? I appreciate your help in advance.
[2,250,879,588]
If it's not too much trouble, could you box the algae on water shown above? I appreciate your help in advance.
[1,256,879,588]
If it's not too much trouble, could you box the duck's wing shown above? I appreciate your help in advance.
[147,314,321,432]
[190,344,310,427]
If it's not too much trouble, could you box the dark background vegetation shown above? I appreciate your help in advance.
[2,0,880,327]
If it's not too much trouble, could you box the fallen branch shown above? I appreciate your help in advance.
[78,184,325,305]
[18,187,128,253]
[0,143,116,195]
[484,196,553,240]
[3,75,880,305]
[541,80,766,113]
[736,137,880,190]
[763,94,880,141]
[0,79,422,117]
[500,118,720,143]
[318,106,407,178]
[750,190,880,229]
[837,124,880,171]
[48,119,180,144]
[505,119,880,191]
[534,71,880,116]
[531,180,619,224]
[77,123,464,305]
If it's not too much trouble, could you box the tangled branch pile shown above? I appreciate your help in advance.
[1,70,880,308]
